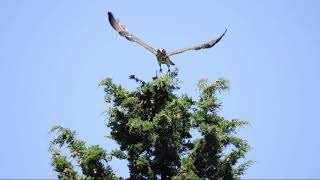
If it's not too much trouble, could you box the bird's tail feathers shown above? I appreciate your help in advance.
[169,59,175,65]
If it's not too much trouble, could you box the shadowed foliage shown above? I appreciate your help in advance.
[49,70,251,179]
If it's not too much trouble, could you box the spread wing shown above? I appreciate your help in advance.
[167,29,227,57]
[108,12,157,55]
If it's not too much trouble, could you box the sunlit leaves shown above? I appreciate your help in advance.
[49,69,251,179]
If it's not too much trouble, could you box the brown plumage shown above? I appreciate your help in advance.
[108,12,157,55]
[166,29,227,56]
[108,12,226,72]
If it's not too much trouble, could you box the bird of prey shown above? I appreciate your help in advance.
[108,12,227,72]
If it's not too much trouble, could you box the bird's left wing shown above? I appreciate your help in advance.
[167,29,227,57]
[108,12,157,55]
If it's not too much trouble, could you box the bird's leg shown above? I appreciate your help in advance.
[159,63,162,73]
[167,65,171,74]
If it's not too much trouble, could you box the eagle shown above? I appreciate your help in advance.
[108,12,227,72]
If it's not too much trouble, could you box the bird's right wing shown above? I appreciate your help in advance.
[167,29,227,57]
[108,12,157,55]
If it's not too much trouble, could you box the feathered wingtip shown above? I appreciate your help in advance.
[107,12,113,23]
[217,28,228,42]
[222,28,228,38]
[107,11,133,41]
[223,28,228,35]
[107,12,118,31]
[107,12,113,19]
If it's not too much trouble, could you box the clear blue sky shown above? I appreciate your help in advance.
[1,0,320,179]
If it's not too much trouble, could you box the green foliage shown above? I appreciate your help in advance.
[49,70,251,179]
[49,126,117,180]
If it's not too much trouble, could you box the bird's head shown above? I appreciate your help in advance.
[157,48,166,55]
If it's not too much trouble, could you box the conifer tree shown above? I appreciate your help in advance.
[49,70,251,179]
